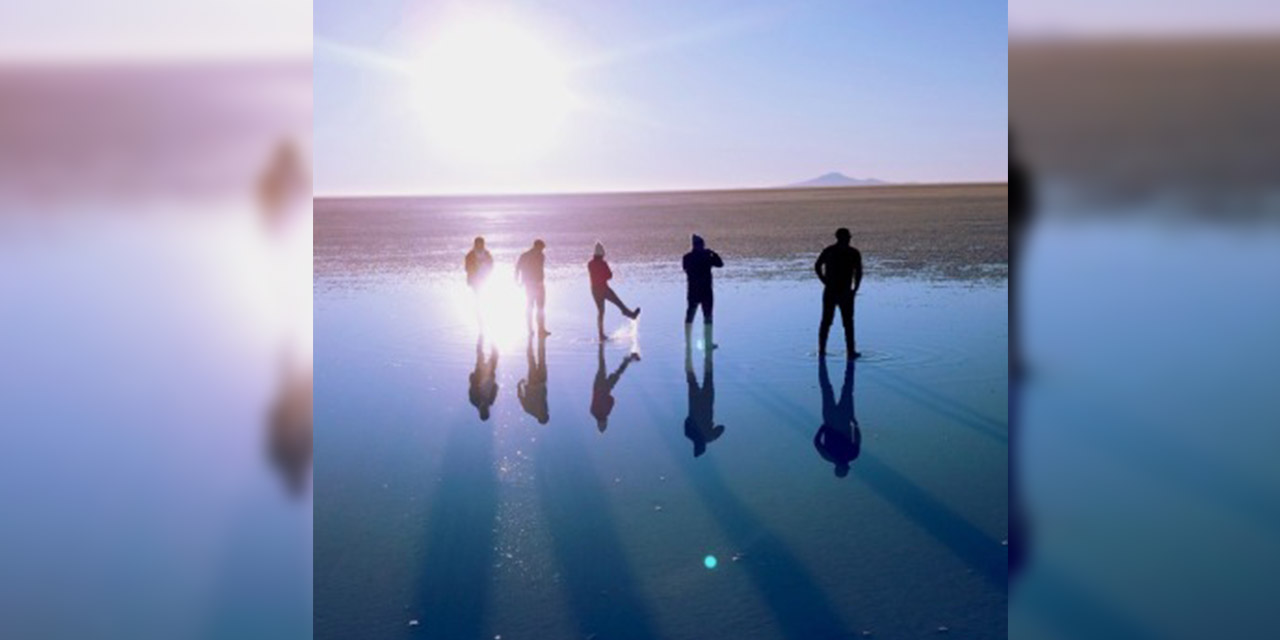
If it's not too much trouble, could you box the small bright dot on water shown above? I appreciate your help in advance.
[704,555,717,569]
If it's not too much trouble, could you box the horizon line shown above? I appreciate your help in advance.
[313,180,1009,201]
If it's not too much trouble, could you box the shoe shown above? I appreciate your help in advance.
[628,307,641,319]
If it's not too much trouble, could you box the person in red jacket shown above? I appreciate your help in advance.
[587,241,640,341]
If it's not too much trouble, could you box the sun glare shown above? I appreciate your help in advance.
[414,18,575,162]
[450,272,535,351]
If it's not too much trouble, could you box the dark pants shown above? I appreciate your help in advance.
[685,295,713,324]
[819,288,854,353]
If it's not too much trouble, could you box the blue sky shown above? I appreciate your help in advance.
[315,0,1008,195]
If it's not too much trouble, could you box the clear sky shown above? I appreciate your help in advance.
[315,0,1008,195]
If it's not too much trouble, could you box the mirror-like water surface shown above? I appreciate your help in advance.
[316,268,1007,639]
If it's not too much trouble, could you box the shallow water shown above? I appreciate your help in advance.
[315,269,1008,639]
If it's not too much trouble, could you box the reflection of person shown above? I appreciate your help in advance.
[684,341,725,457]
[267,362,313,497]
[516,239,550,336]
[682,234,723,345]
[468,337,500,421]
[1009,129,1032,579]
[588,242,640,341]
[256,137,312,498]
[813,358,860,477]
[518,333,549,424]
[464,236,494,291]
[590,343,640,432]
[814,227,863,359]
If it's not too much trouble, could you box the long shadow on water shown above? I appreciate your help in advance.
[411,403,500,637]
[631,349,855,638]
[866,367,1007,445]
[731,363,1008,589]
[534,411,660,640]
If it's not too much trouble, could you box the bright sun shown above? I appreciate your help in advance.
[414,19,574,161]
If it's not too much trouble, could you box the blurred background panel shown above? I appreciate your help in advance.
[1012,36,1280,211]
[0,2,312,639]
[1011,3,1280,639]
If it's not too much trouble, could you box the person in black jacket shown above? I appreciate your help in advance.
[682,234,723,347]
[814,228,863,359]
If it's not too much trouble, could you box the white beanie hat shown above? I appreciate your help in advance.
[593,241,605,257]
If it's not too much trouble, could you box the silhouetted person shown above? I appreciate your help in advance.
[516,239,550,336]
[684,339,725,457]
[588,241,641,341]
[256,137,311,498]
[813,358,860,477]
[468,337,499,421]
[266,361,313,497]
[1010,131,1029,381]
[257,138,307,232]
[590,342,640,432]
[815,227,863,358]
[465,236,494,292]
[518,333,549,424]
[465,236,494,328]
[1009,129,1032,579]
[682,234,723,346]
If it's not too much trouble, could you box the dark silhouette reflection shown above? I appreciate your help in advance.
[814,358,860,477]
[266,362,312,497]
[684,334,725,456]
[468,337,499,421]
[518,333,549,424]
[590,343,639,432]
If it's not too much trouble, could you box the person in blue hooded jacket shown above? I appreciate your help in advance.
[682,234,723,347]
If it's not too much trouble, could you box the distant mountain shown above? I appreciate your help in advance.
[786,172,889,188]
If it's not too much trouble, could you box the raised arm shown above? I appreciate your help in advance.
[710,251,724,268]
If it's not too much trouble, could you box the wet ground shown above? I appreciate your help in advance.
[315,266,1008,639]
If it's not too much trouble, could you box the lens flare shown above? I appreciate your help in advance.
[413,17,575,162]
